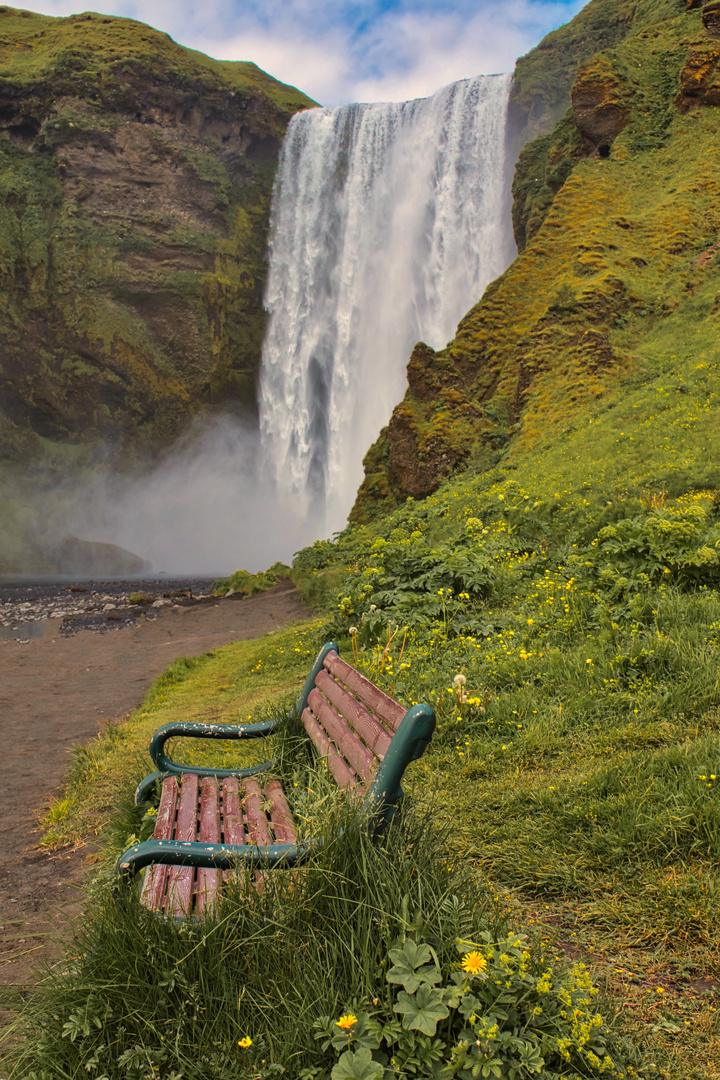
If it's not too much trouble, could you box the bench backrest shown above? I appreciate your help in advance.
[301,649,405,789]
[296,644,436,828]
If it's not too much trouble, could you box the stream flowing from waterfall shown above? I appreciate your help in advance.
[259,72,515,529]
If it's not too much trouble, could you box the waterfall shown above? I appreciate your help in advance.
[259,73,515,528]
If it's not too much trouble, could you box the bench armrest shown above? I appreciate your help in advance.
[149,718,281,775]
[363,703,436,834]
[116,838,312,887]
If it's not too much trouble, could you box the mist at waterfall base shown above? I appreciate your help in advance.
[60,73,515,576]
[55,414,315,576]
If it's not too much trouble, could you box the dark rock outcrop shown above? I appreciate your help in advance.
[570,59,629,157]
[406,343,439,404]
[679,41,720,108]
[54,536,151,576]
[703,1,720,37]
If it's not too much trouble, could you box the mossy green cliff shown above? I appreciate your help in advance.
[0,6,315,469]
[352,0,720,522]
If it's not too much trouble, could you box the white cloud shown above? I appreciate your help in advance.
[22,0,589,105]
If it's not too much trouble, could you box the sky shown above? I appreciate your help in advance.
[22,0,589,106]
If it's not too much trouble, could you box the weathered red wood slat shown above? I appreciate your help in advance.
[221,777,245,884]
[302,707,357,788]
[243,777,273,848]
[302,705,332,759]
[165,774,199,917]
[265,779,297,844]
[222,777,245,845]
[196,777,221,916]
[313,672,391,760]
[324,651,406,730]
[308,685,377,781]
[140,776,178,910]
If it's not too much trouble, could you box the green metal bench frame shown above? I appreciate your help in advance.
[116,642,436,907]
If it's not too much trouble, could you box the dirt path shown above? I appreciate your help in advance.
[0,581,311,1009]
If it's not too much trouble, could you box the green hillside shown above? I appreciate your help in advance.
[282,2,720,1072]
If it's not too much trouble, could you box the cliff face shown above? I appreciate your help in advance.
[0,7,315,469]
[352,0,720,521]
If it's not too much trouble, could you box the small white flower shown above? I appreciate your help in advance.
[453,674,466,686]
[348,626,358,635]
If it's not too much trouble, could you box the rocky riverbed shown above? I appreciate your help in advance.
[0,578,218,640]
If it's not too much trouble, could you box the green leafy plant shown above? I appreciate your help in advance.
[213,561,291,597]
[575,505,720,600]
[313,930,642,1079]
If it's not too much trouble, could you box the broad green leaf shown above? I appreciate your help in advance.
[387,940,441,992]
[328,1013,380,1052]
[331,1047,384,1080]
[394,984,450,1036]
[517,1040,545,1074]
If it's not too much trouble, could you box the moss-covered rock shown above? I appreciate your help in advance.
[0,6,316,468]
[351,0,720,522]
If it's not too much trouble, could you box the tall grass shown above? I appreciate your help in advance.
[6,809,500,1079]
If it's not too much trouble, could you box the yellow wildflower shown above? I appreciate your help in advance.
[336,1014,358,1030]
[238,1036,253,1048]
[461,951,488,976]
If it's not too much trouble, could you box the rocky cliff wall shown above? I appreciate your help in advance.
[352,0,720,521]
[0,6,315,472]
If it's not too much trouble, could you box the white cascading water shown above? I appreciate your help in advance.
[260,72,515,530]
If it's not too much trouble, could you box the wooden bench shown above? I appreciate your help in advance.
[116,642,436,917]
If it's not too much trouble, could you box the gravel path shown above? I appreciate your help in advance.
[0,579,312,1018]
[0,577,218,638]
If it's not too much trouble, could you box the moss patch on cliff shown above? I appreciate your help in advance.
[510,0,700,249]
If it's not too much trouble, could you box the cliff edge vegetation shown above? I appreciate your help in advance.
[353,0,720,520]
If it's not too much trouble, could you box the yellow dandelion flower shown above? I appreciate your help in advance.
[461,951,488,976]
[336,1014,358,1030]
[238,1036,253,1048]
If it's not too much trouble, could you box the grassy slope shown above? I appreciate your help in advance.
[0,8,309,105]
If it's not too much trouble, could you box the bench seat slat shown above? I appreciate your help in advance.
[166,773,199,918]
[302,707,357,789]
[266,778,296,844]
[222,777,244,844]
[221,777,244,884]
[313,672,392,761]
[140,776,178,910]
[324,651,406,731]
[196,778,221,916]
[243,777,272,848]
[307,686,377,781]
